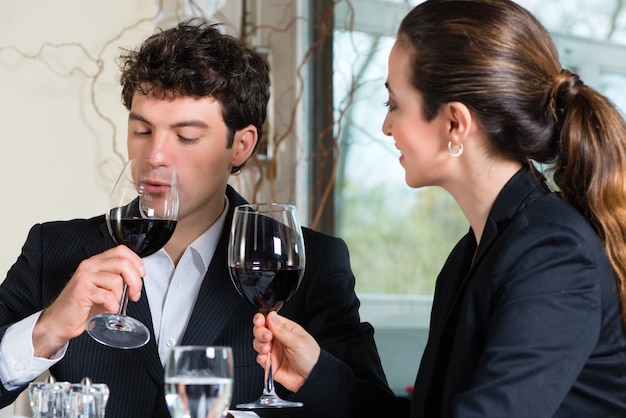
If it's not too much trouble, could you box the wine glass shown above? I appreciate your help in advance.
[86,158,179,349]
[228,203,306,408]
[165,346,234,418]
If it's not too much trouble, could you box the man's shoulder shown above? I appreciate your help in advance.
[39,214,105,229]
[34,214,107,241]
[302,226,344,244]
[301,227,349,260]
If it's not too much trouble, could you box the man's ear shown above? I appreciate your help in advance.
[231,125,258,167]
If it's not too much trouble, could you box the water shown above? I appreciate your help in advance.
[165,376,233,418]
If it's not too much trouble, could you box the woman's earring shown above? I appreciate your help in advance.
[448,141,463,157]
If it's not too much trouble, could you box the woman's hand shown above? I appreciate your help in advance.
[252,311,321,392]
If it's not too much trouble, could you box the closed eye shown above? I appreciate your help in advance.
[178,135,199,144]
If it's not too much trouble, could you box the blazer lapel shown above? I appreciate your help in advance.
[181,188,245,345]
[126,288,164,385]
[414,167,542,414]
[180,237,242,345]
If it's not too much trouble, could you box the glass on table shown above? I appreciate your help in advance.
[165,346,234,418]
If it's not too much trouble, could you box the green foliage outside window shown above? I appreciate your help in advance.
[337,184,467,295]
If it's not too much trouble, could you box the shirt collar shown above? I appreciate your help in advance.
[186,195,230,271]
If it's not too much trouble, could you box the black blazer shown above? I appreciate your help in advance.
[0,186,389,417]
[292,167,626,418]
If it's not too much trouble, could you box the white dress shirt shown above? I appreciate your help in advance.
[0,198,229,388]
[145,199,228,365]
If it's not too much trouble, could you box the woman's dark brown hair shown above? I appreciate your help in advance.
[399,0,626,323]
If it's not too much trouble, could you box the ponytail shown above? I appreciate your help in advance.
[552,70,626,324]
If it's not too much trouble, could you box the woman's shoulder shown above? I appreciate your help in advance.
[521,191,597,237]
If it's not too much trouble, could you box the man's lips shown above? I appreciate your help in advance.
[140,181,172,195]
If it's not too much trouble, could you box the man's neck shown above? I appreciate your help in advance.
[164,196,227,266]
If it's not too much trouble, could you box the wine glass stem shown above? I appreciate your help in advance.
[263,349,277,396]
[117,284,129,316]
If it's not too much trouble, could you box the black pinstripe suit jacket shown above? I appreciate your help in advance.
[0,186,389,417]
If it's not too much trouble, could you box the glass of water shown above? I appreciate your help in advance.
[165,346,234,418]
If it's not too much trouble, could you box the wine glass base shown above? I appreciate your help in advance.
[86,313,150,349]
[236,393,303,409]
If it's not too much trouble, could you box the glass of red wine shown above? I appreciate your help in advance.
[86,158,179,349]
[228,203,306,409]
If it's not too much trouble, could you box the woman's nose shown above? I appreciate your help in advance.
[382,114,392,136]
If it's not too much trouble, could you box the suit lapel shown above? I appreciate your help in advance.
[180,235,241,345]
[126,288,164,384]
[181,187,246,345]
[414,167,541,414]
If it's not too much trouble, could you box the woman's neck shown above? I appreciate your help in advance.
[445,158,522,246]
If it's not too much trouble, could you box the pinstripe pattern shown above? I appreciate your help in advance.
[0,186,388,417]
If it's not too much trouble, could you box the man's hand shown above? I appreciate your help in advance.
[32,245,145,358]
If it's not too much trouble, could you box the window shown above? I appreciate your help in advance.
[331,0,626,395]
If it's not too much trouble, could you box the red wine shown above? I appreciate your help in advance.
[230,266,304,313]
[110,218,177,257]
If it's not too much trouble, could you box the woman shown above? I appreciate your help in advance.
[252,1,626,417]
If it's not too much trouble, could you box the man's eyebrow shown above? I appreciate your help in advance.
[128,112,150,125]
[128,113,209,129]
[171,120,209,129]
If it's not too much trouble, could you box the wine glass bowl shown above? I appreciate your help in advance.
[86,158,179,349]
[106,162,178,257]
[228,203,305,408]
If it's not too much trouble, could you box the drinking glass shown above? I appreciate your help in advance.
[86,158,179,349]
[165,346,234,418]
[228,203,306,408]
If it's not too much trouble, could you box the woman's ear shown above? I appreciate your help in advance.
[444,101,474,145]
[231,125,258,167]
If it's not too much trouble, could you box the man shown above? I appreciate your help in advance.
[0,19,391,417]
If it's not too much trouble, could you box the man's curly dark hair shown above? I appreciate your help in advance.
[119,18,271,174]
